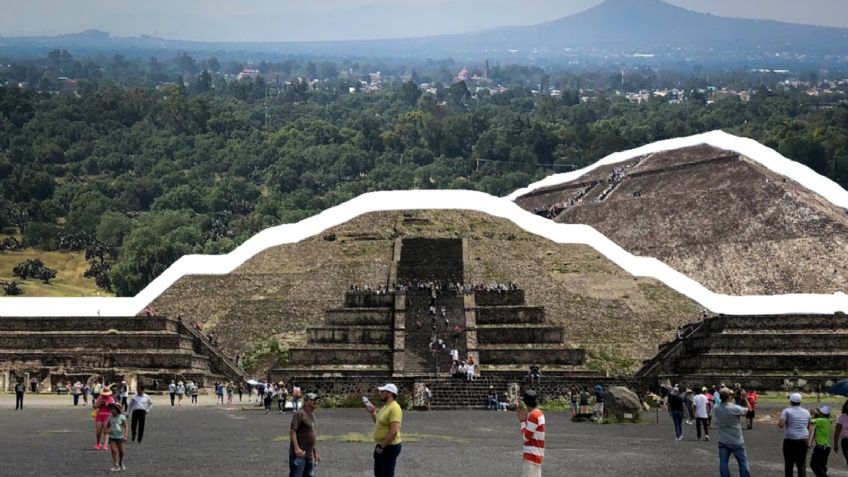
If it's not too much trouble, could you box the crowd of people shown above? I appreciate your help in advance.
[348,281,521,296]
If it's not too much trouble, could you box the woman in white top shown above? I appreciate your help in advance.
[778,392,811,477]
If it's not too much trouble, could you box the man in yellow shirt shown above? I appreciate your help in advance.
[366,383,403,477]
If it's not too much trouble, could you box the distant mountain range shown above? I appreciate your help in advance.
[2,0,847,66]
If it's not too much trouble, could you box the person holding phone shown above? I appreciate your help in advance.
[365,384,403,477]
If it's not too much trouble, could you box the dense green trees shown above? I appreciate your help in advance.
[1,54,847,296]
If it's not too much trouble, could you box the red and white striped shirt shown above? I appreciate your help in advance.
[521,408,545,464]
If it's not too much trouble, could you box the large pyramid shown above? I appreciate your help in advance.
[515,144,848,295]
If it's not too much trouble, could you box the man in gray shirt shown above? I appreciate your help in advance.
[713,387,751,477]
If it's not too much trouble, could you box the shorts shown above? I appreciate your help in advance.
[746,410,755,419]
[108,437,124,443]
[95,413,111,423]
[521,460,542,477]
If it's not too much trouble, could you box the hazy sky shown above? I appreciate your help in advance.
[2,0,847,42]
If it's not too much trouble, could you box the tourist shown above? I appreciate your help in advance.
[498,393,510,411]
[528,365,542,385]
[833,400,848,466]
[808,405,832,477]
[72,380,83,406]
[237,383,244,402]
[579,387,590,414]
[279,382,290,413]
[684,388,695,425]
[14,379,25,410]
[128,384,153,443]
[189,381,199,406]
[487,386,498,411]
[176,381,185,406]
[569,386,578,416]
[82,382,91,406]
[713,387,750,477]
[593,385,605,422]
[693,387,710,441]
[168,380,176,406]
[779,392,811,477]
[30,377,38,393]
[745,389,758,430]
[366,383,403,477]
[106,402,128,471]
[705,386,715,427]
[424,384,432,411]
[465,357,476,382]
[289,393,321,477]
[93,386,116,450]
[227,381,234,405]
[517,389,545,477]
[264,384,275,414]
[214,382,223,405]
[119,381,129,411]
[667,386,685,441]
[292,383,303,412]
[92,380,102,402]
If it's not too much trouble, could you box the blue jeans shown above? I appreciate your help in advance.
[292,397,300,411]
[670,411,684,439]
[373,444,402,477]
[289,450,314,477]
[719,442,751,477]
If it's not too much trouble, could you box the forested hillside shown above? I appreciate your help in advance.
[1,53,846,296]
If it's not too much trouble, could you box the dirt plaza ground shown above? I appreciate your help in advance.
[3,394,848,476]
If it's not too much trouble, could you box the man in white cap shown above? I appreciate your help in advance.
[779,392,811,476]
[366,383,402,477]
[809,405,832,477]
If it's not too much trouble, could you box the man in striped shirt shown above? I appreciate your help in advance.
[517,389,545,477]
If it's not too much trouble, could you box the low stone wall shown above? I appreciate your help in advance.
[343,293,395,308]
[325,309,392,326]
[0,351,208,370]
[476,307,544,325]
[308,327,392,344]
[0,317,175,332]
[288,348,391,366]
[676,354,848,372]
[479,348,584,365]
[686,333,848,352]
[0,333,193,351]
[711,314,848,331]
[474,291,525,306]
[477,327,563,344]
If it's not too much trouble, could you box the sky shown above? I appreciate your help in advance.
[2,0,847,42]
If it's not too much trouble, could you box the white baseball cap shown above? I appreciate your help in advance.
[789,393,802,404]
[378,383,398,394]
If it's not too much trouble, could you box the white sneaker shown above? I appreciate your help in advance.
[110,466,121,472]
[704,435,710,441]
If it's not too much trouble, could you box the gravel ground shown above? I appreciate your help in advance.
[3,394,848,476]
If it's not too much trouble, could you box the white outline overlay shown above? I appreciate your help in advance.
[0,130,845,317]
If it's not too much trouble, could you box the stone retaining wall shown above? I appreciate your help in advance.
[288,348,391,366]
[475,306,544,324]
[325,309,392,326]
[344,293,395,308]
[479,348,585,365]
[474,291,525,306]
[0,317,175,332]
[477,327,563,344]
[307,327,392,344]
